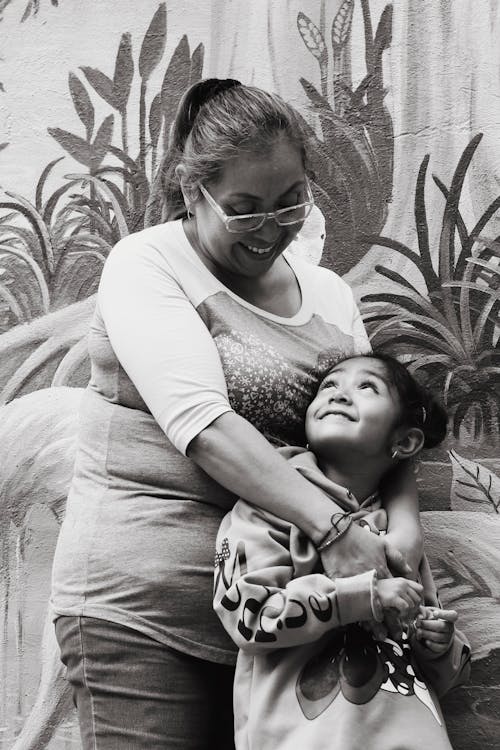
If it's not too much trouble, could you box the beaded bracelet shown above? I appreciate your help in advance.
[317,512,353,552]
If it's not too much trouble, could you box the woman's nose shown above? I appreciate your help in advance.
[252,217,282,245]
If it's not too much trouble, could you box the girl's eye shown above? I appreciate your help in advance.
[322,379,338,390]
[359,381,378,392]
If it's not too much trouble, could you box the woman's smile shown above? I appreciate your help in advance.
[240,241,277,255]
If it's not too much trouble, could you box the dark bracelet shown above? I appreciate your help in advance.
[317,513,353,552]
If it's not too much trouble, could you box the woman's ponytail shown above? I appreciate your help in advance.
[159,79,241,221]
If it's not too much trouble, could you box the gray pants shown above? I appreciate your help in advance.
[55,616,236,749]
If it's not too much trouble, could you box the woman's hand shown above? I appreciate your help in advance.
[414,606,457,654]
[378,577,423,617]
[381,461,424,577]
[320,523,396,580]
[383,533,415,578]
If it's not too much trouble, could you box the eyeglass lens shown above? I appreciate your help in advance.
[227,204,313,232]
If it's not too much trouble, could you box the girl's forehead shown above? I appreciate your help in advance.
[323,357,393,387]
[330,356,384,374]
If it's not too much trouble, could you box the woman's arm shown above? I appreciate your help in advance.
[100,235,393,578]
[380,461,424,578]
[189,412,393,579]
[213,499,379,653]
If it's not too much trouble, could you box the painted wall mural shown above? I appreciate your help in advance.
[0,1,498,748]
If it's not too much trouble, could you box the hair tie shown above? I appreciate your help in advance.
[185,78,242,137]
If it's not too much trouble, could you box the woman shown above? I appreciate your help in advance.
[50,78,421,749]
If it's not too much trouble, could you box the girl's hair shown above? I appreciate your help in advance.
[159,77,309,220]
[341,352,448,449]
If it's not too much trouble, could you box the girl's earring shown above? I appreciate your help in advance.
[391,448,399,460]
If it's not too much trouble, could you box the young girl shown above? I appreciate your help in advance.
[213,353,470,750]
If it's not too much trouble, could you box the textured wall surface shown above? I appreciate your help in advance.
[0,1,498,748]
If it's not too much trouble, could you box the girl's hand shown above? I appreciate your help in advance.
[378,577,423,616]
[414,606,457,654]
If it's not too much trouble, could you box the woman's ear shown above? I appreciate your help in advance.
[391,427,425,461]
[175,164,200,212]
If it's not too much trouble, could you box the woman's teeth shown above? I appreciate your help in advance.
[244,243,274,255]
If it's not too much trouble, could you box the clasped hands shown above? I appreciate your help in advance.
[319,522,456,653]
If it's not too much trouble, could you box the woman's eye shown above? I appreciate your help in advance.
[227,204,255,216]
[359,381,378,392]
[279,193,301,209]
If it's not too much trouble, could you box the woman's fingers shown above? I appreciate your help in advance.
[321,522,390,579]
[384,543,411,576]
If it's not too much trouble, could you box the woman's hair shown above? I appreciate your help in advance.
[160,78,309,219]
[341,351,448,450]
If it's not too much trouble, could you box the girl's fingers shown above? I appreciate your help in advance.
[423,639,448,653]
[422,607,458,622]
[416,628,451,644]
[417,619,453,634]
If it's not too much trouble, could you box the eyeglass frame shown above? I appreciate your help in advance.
[196,178,315,234]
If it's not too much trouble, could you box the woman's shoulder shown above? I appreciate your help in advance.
[110,220,186,261]
[99,220,220,306]
[103,220,205,283]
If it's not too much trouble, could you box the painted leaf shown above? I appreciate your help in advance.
[300,77,329,110]
[0,387,81,527]
[373,4,393,57]
[297,12,326,61]
[80,66,117,109]
[69,72,94,138]
[52,252,103,308]
[48,128,92,168]
[332,0,354,48]
[421,511,500,659]
[65,173,129,238]
[160,34,191,124]
[449,449,500,512]
[21,0,35,22]
[0,83,5,93]
[91,115,114,170]
[138,3,167,82]
[0,142,8,152]
[35,156,64,211]
[149,93,162,149]
[113,32,134,113]
[189,42,205,86]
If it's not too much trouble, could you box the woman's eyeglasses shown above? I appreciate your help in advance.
[197,180,314,234]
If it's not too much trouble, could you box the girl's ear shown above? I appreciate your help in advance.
[392,427,424,461]
[175,164,200,211]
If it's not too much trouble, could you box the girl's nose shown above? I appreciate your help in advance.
[329,389,352,404]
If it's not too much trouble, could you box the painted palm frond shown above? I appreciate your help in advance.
[296,3,393,274]
[0,9,205,334]
[361,134,500,444]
